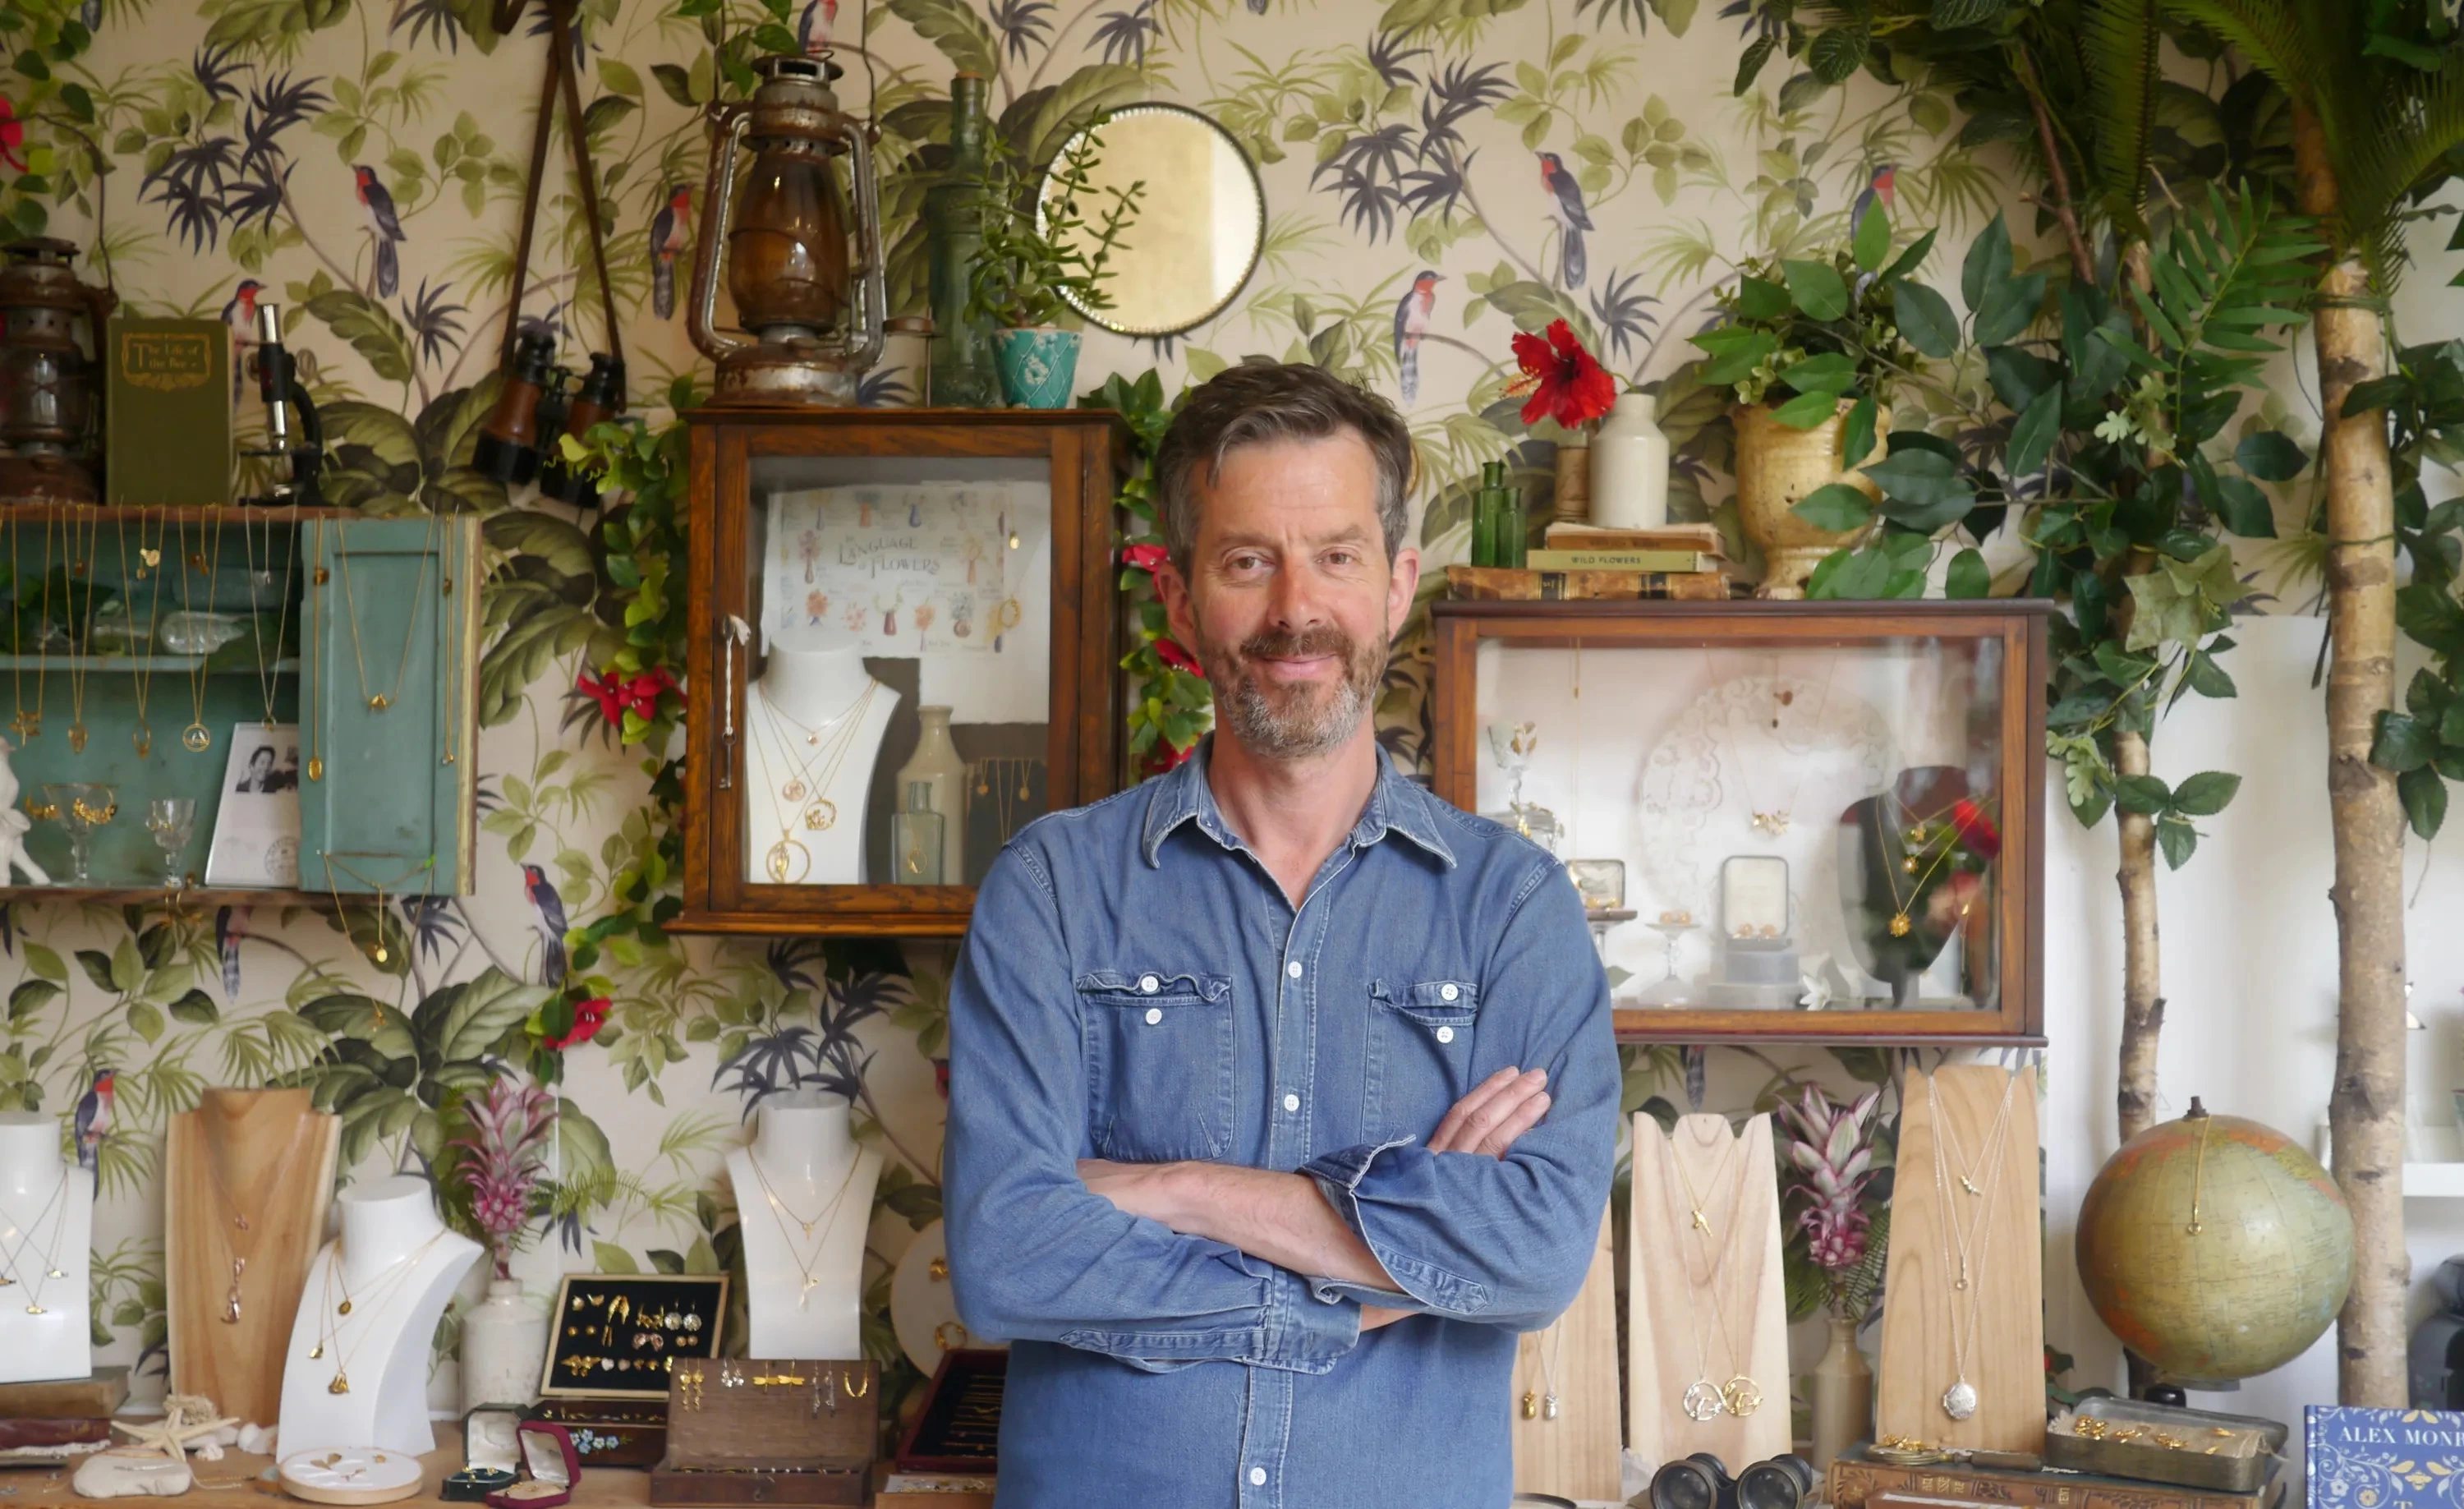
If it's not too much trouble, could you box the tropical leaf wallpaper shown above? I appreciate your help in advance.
[18,0,2053,1422]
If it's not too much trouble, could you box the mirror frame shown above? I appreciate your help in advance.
[1039,103,1266,338]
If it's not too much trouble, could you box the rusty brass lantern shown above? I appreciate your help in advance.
[688,54,886,406]
[0,239,116,504]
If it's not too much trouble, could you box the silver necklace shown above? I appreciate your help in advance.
[0,1170,71,1313]
[1926,1070,2019,1422]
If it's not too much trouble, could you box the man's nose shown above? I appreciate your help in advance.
[1262,554,1329,630]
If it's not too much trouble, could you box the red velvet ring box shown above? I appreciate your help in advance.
[485,1420,582,1509]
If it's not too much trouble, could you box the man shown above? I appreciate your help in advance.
[234,744,281,794]
[945,361,1616,1509]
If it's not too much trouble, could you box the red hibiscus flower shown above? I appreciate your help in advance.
[1153,637,1204,677]
[577,666,678,725]
[0,99,24,174]
[1949,798,2000,862]
[545,996,609,1051]
[621,667,678,717]
[1505,319,1616,430]
[1121,542,1170,573]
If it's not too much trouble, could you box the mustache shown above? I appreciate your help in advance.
[1234,627,1355,660]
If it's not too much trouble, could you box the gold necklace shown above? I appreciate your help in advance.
[745,1149,866,1311]
[750,684,876,881]
[1926,1072,2018,1421]
[436,546,457,768]
[755,681,876,814]
[198,1112,319,1325]
[177,518,226,753]
[1660,1122,1761,1419]
[240,505,298,730]
[335,513,438,714]
[0,1167,73,1314]
[309,1231,448,1393]
[62,511,99,754]
[7,513,53,744]
[306,521,326,783]
[1879,794,1990,937]
[316,851,435,965]
[117,511,168,757]
[1721,655,1839,838]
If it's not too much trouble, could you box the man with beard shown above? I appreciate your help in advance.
[945,361,1615,1509]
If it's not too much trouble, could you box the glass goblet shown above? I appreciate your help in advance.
[145,798,196,886]
[41,783,116,886]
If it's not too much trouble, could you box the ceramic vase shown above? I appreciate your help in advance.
[1551,441,1591,523]
[460,1278,548,1411]
[992,327,1081,409]
[1588,391,1671,531]
[895,706,968,883]
[1809,1312,1873,1470]
[1732,401,1887,598]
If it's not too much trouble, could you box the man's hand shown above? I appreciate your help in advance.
[1427,1066,1551,1158]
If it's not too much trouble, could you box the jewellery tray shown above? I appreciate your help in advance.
[539,1273,729,1401]
[522,1398,670,1469]
[893,1348,1005,1474]
[2045,1397,2287,1493]
[649,1359,876,1507]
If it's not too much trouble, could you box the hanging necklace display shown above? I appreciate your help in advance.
[335,513,439,714]
[317,852,435,965]
[177,518,226,753]
[116,511,168,757]
[745,1148,865,1310]
[306,1231,448,1394]
[1879,793,1991,938]
[1522,1316,1567,1420]
[1664,1125,1763,1419]
[61,511,100,754]
[755,679,876,811]
[199,1113,319,1325]
[240,504,298,729]
[1925,1071,2018,1422]
[749,683,878,881]
[7,513,55,743]
[0,1166,73,1313]
[1717,654,1839,839]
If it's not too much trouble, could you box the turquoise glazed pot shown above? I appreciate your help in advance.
[993,327,1082,409]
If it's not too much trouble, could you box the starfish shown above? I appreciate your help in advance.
[113,1410,240,1463]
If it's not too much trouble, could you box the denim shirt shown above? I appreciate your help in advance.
[944,742,1619,1509]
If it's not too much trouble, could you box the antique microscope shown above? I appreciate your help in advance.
[242,302,324,506]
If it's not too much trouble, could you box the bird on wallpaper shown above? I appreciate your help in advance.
[1537,152,1592,290]
[522,863,569,987]
[75,1070,113,1190]
[220,278,264,403]
[80,0,98,28]
[650,185,692,320]
[798,0,836,53]
[1392,269,1441,403]
[1852,162,1896,239]
[215,906,244,1001]
[352,164,407,298]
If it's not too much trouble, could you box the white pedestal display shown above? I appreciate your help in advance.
[727,1091,880,1360]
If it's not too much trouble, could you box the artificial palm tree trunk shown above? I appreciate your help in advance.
[2295,100,2409,1409]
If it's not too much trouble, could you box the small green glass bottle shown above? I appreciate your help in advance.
[1473,461,1524,568]
[924,73,1000,407]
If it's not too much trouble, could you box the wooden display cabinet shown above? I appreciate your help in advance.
[677,410,1129,936]
[1432,598,2049,1045]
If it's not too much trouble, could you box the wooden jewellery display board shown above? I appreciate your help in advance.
[1628,1112,1791,1466]
[1876,1063,2044,1454]
[1510,1199,1620,1503]
[165,1088,340,1424]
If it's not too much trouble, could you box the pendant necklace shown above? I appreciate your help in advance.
[115,511,168,757]
[745,1147,865,1310]
[1878,793,1980,940]
[1659,1120,1760,1421]
[177,516,226,752]
[1523,1316,1567,1421]
[0,1167,74,1315]
[316,852,436,966]
[309,1231,448,1394]
[1926,1070,2019,1422]
[335,511,439,714]
[1721,655,1839,839]
[750,683,877,883]
[62,510,100,754]
[198,1112,319,1325]
[240,502,300,731]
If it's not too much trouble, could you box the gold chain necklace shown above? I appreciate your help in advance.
[116,511,168,757]
[1926,1071,2018,1422]
[746,1149,865,1311]
[198,1112,319,1325]
[0,1167,73,1315]
[1879,794,1991,937]
[7,513,54,744]
[240,506,299,730]
[306,520,326,783]
[308,1231,448,1394]
[62,511,100,754]
[1659,1122,1761,1420]
[1721,656,1839,838]
[755,682,876,815]
[750,684,876,881]
[317,851,436,965]
[177,517,226,753]
[335,513,438,714]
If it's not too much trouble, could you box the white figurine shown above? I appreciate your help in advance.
[0,738,46,886]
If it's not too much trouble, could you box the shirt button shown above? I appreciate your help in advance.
[1145,1007,1163,1025]
[1286,960,1303,979]
[1139,974,1160,993]
[1250,1469,1268,1487]
[1440,983,1460,1001]
[1436,1026,1455,1044]
[1282,1093,1300,1113]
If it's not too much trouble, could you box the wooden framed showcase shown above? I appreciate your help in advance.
[676,409,1130,936]
[1432,598,2049,1045]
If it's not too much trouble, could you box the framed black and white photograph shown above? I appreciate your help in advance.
[204,724,303,887]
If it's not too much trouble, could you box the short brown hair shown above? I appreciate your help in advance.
[1154,361,1414,571]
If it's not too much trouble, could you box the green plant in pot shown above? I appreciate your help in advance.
[966,114,1146,409]
[1690,209,1936,596]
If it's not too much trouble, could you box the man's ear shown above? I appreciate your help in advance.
[1156,558,1197,651]
[1385,546,1422,640]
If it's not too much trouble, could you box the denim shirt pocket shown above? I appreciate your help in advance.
[1363,978,1480,1143]
[1078,968,1237,1161]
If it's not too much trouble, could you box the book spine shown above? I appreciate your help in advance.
[0,1417,112,1447]
[1834,1460,2269,1509]
[1523,550,1714,572]
[0,1378,127,1419]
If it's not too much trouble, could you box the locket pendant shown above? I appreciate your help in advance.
[67,723,85,753]
[1941,1378,1978,1420]
[329,1372,350,1395]
[132,726,151,757]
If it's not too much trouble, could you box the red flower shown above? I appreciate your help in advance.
[1140,739,1198,776]
[622,667,678,717]
[1153,637,1204,677]
[577,666,678,725]
[1121,542,1170,573]
[545,996,609,1051]
[1506,319,1616,430]
[0,99,23,174]
[1949,798,2000,861]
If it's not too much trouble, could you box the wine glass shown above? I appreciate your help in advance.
[1637,913,1700,1007]
[145,798,196,886]
[40,783,116,885]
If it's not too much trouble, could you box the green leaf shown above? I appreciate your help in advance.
[1893,282,1961,358]
[168,989,220,1026]
[2234,430,2307,481]
[1841,394,1878,467]
[1781,258,1850,322]
[7,981,57,1023]
[1769,388,1846,428]
[1962,211,2011,315]
[2113,774,2172,815]
[2169,771,2241,817]
[1733,34,1778,95]
[597,59,641,98]
[76,950,115,991]
[2374,710,2439,772]
[23,943,64,984]
[885,0,999,76]
[1810,547,1892,599]
[303,289,415,384]
[1808,23,1868,85]
[2155,814,2199,870]
[1946,547,1990,599]
[127,1001,163,1045]
[2213,476,2275,537]
[2183,649,2237,698]
[1972,269,2048,346]
[1793,483,1875,531]
[2402,765,2449,840]
[1777,352,1859,395]
[1932,0,2004,22]
[1861,446,1974,531]
[591,1240,641,1275]
[1735,275,1791,320]
[2007,389,2062,477]
[649,63,695,108]
[1852,200,1891,272]
[1878,228,1939,285]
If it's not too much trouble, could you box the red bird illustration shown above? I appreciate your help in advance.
[75,1069,113,1190]
[650,184,692,320]
[352,164,406,298]
[1537,152,1592,291]
[219,278,264,403]
[1853,162,1897,240]
[1392,269,1441,403]
[798,0,837,53]
[521,863,569,988]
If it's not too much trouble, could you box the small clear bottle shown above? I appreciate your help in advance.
[893,780,946,885]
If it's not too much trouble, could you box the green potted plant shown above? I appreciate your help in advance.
[1689,209,1937,596]
[965,113,1146,409]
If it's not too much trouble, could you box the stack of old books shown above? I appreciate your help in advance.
[0,1366,126,1468]
[1445,522,1735,600]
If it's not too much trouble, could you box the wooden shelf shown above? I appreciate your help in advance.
[0,504,356,524]
[0,885,335,910]
[0,656,298,673]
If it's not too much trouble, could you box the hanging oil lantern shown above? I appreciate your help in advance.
[687,54,886,406]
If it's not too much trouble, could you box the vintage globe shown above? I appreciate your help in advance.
[2076,1099,2354,1381]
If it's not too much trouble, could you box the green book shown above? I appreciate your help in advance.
[105,317,232,507]
[1522,548,1719,573]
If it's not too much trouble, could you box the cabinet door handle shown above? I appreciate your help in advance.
[720,615,753,790]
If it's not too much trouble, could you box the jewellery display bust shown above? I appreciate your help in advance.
[276,1174,480,1458]
[0,1112,92,1384]
[743,646,900,887]
[728,1090,880,1361]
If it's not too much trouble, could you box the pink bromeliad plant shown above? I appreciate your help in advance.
[1775,1083,1889,1319]
[448,1077,559,1280]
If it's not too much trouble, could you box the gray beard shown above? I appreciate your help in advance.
[1216,657,1378,760]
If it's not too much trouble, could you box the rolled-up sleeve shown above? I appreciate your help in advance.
[945,840,1363,1373]
[1298,858,1617,1332]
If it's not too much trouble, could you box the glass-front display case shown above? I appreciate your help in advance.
[678,411,1128,936]
[1432,600,2048,1043]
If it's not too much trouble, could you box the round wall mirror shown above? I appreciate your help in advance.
[1039,104,1265,338]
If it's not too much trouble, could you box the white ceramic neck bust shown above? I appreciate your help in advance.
[761,646,875,713]
[0,1112,90,1384]
[727,1091,880,1360]
[745,647,899,886]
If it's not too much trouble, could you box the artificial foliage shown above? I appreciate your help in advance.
[1083,369,1211,774]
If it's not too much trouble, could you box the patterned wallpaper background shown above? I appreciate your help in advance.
[18,0,2066,1421]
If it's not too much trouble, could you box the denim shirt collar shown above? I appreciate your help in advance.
[1140,736,1457,871]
